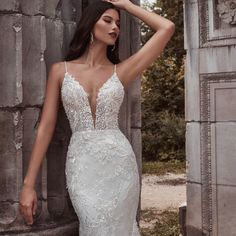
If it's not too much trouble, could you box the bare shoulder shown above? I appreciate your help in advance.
[48,61,67,87]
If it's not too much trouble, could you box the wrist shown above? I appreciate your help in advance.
[124,2,135,12]
[23,178,35,189]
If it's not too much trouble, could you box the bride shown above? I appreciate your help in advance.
[19,0,175,235]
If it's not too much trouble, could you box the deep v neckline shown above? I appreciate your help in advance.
[63,64,118,129]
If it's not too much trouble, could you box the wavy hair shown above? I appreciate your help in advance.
[65,1,120,64]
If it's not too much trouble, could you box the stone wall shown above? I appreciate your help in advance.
[184,0,236,235]
[0,0,141,234]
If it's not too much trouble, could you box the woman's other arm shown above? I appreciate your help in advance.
[19,62,63,225]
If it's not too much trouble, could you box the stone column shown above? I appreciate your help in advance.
[118,0,142,223]
[0,0,81,235]
[184,0,236,235]
[0,0,141,234]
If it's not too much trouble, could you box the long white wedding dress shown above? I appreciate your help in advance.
[61,61,141,236]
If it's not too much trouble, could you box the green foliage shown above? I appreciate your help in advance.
[152,210,180,236]
[141,0,185,162]
[141,209,180,236]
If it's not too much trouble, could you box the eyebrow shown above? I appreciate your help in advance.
[103,15,120,22]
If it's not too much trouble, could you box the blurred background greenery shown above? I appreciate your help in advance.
[141,0,185,164]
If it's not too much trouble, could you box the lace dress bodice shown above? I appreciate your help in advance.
[61,62,124,133]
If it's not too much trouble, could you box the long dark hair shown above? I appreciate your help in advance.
[65,1,120,64]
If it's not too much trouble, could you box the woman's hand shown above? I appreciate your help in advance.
[19,185,38,225]
[102,0,133,10]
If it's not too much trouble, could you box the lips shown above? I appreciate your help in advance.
[108,32,117,39]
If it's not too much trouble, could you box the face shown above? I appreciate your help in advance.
[93,9,120,46]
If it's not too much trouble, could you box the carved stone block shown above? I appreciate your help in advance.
[22,15,46,106]
[213,185,236,236]
[0,111,22,202]
[0,0,19,11]
[184,0,199,50]
[0,14,22,107]
[185,49,200,122]
[186,122,201,183]
[212,123,236,185]
[199,0,236,47]
[186,182,203,236]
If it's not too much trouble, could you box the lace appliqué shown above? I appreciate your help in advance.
[61,72,124,133]
[65,130,141,236]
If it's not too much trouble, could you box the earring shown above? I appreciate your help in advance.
[90,32,94,44]
[112,44,115,51]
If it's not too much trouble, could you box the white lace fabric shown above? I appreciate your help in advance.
[61,62,141,236]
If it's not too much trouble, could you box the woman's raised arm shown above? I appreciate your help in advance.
[19,62,62,225]
[106,0,175,87]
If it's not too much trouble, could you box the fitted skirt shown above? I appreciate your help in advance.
[65,129,141,236]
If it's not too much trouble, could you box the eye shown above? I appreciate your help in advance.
[104,19,112,24]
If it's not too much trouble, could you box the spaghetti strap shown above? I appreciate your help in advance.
[64,61,68,73]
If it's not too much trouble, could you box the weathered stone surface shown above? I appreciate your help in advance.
[61,0,82,22]
[118,10,132,140]
[186,182,202,236]
[185,0,236,235]
[184,49,200,122]
[20,0,82,20]
[44,18,64,68]
[131,128,142,179]
[199,72,236,122]
[20,0,44,15]
[44,0,61,18]
[130,78,141,128]
[0,111,22,200]
[199,46,236,74]
[62,22,77,58]
[22,15,46,106]
[198,0,236,47]
[0,202,17,225]
[0,14,22,107]
[184,0,199,50]
[213,123,236,186]
[0,0,19,11]
[186,122,201,183]
[216,185,236,236]
[214,84,236,122]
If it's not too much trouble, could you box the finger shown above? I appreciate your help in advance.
[19,204,26,216]
[19,205,25,217]
[26,206,33,225]
[21,206,29,223]
[32,199,37,215]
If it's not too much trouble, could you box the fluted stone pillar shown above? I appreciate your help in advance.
[184,0,236,235]
[0,0,141,234]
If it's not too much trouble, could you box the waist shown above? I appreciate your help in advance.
[69,128,126,147]
[72,128,120,135]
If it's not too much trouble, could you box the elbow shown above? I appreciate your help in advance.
[166,22,175,35]
[160,22,175,39]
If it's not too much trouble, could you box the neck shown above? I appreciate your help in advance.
[80,41,110,67]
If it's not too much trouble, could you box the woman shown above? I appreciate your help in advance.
[19,0,175,235]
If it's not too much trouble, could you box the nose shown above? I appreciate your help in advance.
[112,22,119,31]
